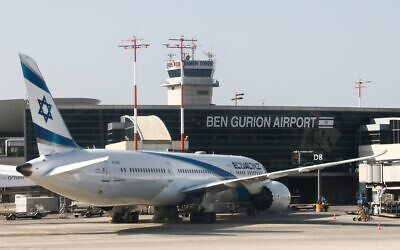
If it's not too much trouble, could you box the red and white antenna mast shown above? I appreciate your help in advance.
[163,36,197,151]
[231,93,244,106]
[354,79,371,107]
[119,36,150,151]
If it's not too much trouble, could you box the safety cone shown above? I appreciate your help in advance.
[378,224,382,230]
[333,213,336,220]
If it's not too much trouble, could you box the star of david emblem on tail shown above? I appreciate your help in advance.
[38,96,53,123]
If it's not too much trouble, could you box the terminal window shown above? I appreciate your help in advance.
[0,139,5,155]
[197,90,209,95]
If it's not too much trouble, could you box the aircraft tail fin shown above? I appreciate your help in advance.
[19,54,80,156]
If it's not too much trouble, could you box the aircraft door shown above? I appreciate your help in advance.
[165,162,173,182]
[101,161,111,183]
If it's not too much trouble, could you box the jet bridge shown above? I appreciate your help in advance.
[358,118,400,216]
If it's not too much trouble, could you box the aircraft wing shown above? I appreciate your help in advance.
[0,164,23,176]
[180,150,386,194]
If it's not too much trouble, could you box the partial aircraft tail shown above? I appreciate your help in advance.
[19,54,80,156]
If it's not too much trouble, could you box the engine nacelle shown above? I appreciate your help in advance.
[250,181,291,213]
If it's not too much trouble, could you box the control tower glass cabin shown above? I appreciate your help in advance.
[161,55,219,106]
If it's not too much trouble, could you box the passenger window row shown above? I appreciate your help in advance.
[120,167,166,174]
[235,170,264,175]
[247,170,264,175]
[235,170,246,175]
[178,168,212,174]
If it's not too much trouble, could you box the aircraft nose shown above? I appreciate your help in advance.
[16,163,33,177]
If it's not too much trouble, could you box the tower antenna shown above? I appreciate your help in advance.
[166,53,176,61]
[231,93,244,106]
[118,36,150,151]
[163,36,197,151]
[204,51,216,61]
[354,79,372,107]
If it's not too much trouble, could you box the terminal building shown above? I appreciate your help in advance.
[2,52,400,207]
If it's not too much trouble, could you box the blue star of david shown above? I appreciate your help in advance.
[38,96,53,123]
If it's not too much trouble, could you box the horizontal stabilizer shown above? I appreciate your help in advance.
[0,164,36,188]
[46,156,110,176]
[0,164,22,176]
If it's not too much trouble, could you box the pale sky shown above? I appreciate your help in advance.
[1,0,400,107]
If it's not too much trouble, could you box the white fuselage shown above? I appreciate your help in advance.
[27,149,268,207]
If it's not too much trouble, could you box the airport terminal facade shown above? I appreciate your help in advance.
[3,56,400,206]
[20,103,400,204]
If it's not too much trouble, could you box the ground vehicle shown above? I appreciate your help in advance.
[5,195,55,220]
[70,201,104,218]
[6,210,46,220]
[289,195,329,211]
[77,206,104,218]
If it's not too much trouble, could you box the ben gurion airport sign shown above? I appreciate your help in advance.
[206,116,334,129]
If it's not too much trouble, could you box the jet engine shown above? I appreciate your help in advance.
[250,181,291,213]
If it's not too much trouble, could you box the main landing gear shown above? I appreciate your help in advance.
[189,211,216,223]
[111,206,139,223]
[246,207,257,216]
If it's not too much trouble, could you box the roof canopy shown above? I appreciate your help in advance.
[121,115,171,141]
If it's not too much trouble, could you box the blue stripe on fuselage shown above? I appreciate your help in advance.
[21,62,50,94]
[143,151,236,180]
[143,152,252,200]
[33,123,78,148]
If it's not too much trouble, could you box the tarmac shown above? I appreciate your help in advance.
[0,208,399,249]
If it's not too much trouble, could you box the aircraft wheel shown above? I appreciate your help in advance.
[7,214,16,220]
[122,212,139,223]
[246,207,256,216]
[190,212,216,223]
[131,212,139,223]
[204,213,212,223]
[123,212,132,223]
[211,212,216,222]
[210,212,217,223]
[112,212,123,223]
[190,212,200,223]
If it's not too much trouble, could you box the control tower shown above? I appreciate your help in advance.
[161,47,219,106]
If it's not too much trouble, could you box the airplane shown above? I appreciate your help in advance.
[1,54,384,223]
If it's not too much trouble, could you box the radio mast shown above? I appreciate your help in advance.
[163,36,197,151]
[354,79,371,107]
[119,36,150,150]
[231,93,244,106]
